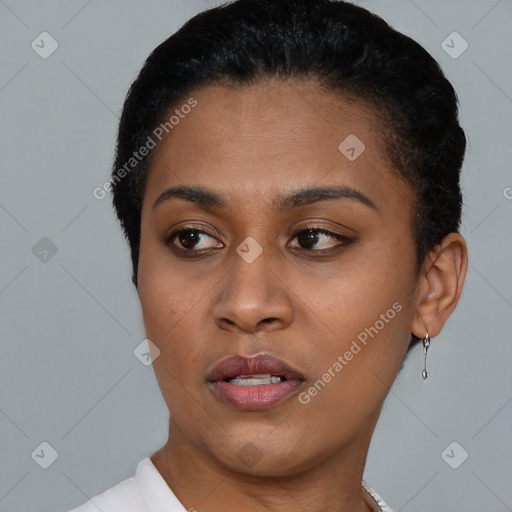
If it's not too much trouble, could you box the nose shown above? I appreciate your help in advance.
[212,249,294,334]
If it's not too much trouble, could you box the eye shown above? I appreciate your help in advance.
[165,226,353,256]
[166,227,223,252]
[289,227,353,252]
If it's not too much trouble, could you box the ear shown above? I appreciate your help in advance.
[411,233,468,338]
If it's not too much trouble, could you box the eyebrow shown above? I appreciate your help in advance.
[152,184,377,212]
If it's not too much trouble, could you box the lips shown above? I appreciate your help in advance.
[207,353,305,382]
[207,353,305,411]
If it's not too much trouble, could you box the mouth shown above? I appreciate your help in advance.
[226,374,287,386]
[207,353,305,411]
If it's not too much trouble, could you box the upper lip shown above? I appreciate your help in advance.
[207,353,305,382]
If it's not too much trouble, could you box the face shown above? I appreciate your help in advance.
[137,80,420,476]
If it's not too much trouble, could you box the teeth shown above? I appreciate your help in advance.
[227,374,285,386]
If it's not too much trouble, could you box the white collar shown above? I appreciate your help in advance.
[362,480,395,511]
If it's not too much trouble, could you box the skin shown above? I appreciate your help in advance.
[135,80,468,512]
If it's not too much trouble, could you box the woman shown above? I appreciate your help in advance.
[69,0,468,510]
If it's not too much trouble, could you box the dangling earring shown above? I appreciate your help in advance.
[422,332,430,380]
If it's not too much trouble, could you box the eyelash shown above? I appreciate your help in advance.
[164,226,354,256]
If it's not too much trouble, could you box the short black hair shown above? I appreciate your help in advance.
[111,0,466,288]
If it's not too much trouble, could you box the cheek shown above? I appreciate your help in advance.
[304,250,413,338]
[137,238,216,379]
[137,261,203,414]
[296,254,414,397]
[138,272,208,370]
[137,232,201,338]
[138,272,178,341]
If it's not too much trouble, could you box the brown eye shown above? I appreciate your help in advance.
[167,228,222,251]
[290,228,353,251]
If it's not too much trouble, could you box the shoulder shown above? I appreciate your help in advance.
[64,457,185,512]
[65,462,147,512]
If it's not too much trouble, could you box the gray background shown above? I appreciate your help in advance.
[1,1,511,511]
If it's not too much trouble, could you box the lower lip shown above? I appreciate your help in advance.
[209,380,304,410]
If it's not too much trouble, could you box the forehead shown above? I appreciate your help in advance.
[143,80,408,212]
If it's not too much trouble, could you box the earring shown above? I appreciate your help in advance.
[422,332,430,380]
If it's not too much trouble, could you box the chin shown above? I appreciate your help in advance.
[204,434,331,478]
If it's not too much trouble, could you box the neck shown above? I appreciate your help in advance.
[151,418,378,512]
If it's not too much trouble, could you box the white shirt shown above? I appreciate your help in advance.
[67,457,394,512]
